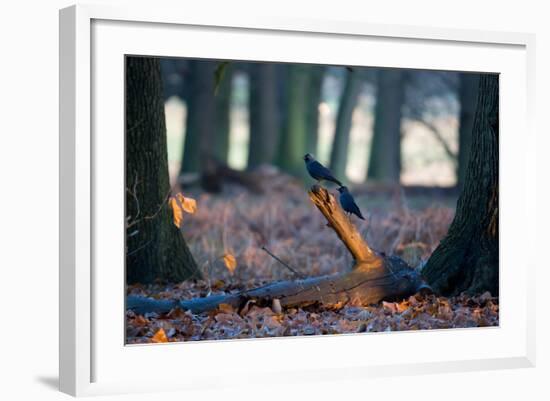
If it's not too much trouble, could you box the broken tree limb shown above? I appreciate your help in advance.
[127,186,429,315]
[308,185,380,266]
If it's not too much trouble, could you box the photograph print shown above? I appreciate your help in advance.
[125,56,499,344]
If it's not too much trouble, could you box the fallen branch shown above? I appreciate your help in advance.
[202,156,263,193]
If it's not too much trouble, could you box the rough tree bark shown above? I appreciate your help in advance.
[127,186,426,314]
[330,68,363,181]
[457,73,479,190]
[247,63,281,168]
[367,69,405,184]
[126,56,201,284]
[422,74,499,296]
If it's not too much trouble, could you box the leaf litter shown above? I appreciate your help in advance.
[126,172,498,344]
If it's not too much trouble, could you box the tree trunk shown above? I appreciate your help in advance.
[457,73,479,189]
[127,186,426,314]
[213,64,233,163]
[126,56,201,284]
[367,69,405,184]
[277,65,311,178]
[180,60,217,175]
[422,74,499,296]
[247,63,281,168]
[305,66,325,155]
[330,69,363,181]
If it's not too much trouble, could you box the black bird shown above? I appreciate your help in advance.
[338,186,365,220]
[303,153,342,186]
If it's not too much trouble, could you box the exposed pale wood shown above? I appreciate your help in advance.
[308,185,380,266]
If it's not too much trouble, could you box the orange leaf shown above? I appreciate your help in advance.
[169,193,197,228]
[151,327,168,343]
[223,253,237,274]
[218,303,234,313]
[180,195,197,214]
[133,315,148,327]
[169,197,184,228]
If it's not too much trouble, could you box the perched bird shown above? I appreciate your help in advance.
[338,186,365,220]
[303,153,342,186]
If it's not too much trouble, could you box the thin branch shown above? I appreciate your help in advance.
[413,118,458,164]
[261,246,306,279]
[126,172,141,222]
[126,187,173,229]
[127,239,152,257]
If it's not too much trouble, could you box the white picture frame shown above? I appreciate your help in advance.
[59,3,536,397]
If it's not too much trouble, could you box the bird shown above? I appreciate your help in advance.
[337,186,365,220]
[303,153,342,187]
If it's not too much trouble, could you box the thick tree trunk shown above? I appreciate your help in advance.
[126,57,201,284]
[367,69,405,184]
[127,186,426,314]
[213,65,233,163]
[457,73,479,189]
[180,60,217,175]
[305,66,325,155]
[422,74,499,296]
[247,63,281,168]
[330,69,363,181]
[277,65,311,179]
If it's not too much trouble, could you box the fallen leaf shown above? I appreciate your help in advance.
[223,253,237,274]
[151,327,168,343]
[133,315,148,327]
[218,303,234,313]
[212,279,226,290]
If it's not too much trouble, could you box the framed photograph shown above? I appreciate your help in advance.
[59,3,536,396]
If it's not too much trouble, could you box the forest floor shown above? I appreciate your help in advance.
[126,169,499,344]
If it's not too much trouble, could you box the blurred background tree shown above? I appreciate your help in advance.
[247,63,281,168]
[160,58,484,191]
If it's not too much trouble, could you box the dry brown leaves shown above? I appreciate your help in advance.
[126,175,496,345]
[126,289,499,344]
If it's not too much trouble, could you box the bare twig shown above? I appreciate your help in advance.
[144,188,173,221]
[413,118,457,164]
[127,239,152,257]
[261,246,305,279]
[126,172,141,223]
[126,188,173,229]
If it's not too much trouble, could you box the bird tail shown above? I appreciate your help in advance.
[357,210,365,220]
[331,177,343,187]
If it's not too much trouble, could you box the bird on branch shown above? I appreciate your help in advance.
[303,153,342,187]
[338,186,365,220]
